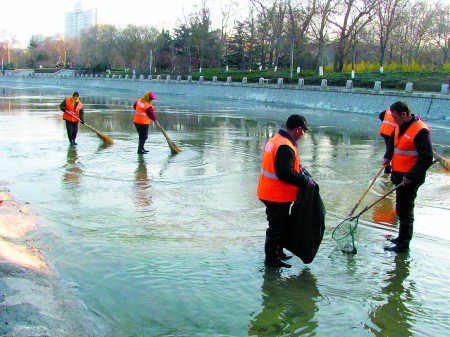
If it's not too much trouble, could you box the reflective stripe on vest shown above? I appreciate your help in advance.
[63,97,82,122]
[392,119,430,173]
[257,133,300,202]
[134,99,152,125]
[260,168,278,180]
[379,108,396,136]
[394,148,418,156]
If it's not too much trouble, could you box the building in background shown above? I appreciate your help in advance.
[31,34,62,44]
[64,1,97,40]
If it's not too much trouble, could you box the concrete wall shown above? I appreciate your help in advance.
[1,75,449,120]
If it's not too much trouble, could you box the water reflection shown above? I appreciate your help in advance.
[249,269,320,336]
[367,255,413,336]
[63,147,81,186]
[133,156,153,207]
[372,198,397,227]
[372,178,398,237]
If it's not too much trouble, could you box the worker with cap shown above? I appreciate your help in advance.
[133,91,158,154]
[257,114,315,268]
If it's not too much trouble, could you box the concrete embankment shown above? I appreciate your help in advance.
[1,75,449,120]
[0,185,111,337]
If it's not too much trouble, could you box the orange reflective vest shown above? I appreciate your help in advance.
[62,97,83,122]
[134,99,153,125]
[392,119,430,173]
[379,108,396,137]
[257,133,300,202]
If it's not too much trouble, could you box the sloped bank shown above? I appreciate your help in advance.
[1,75,449,120]
[0,185,113,337]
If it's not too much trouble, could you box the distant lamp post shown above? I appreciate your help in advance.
[290,36,294,80]
[149,48,153,75]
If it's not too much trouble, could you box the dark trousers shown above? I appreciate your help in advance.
[394,182,421,248]
[395,183,420,225]
[65,120,79,144]
[381,134,392,173]
[135,123,149,151]
[262,201,292,258]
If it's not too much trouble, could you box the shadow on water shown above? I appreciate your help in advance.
[248,268,320,336]
[366,255,413,336]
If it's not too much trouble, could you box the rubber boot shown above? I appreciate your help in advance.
[384,223,412,253]
[277,246,292,261]
[265,239,291,268]
[387,236,399,244]
[137,139,147,154]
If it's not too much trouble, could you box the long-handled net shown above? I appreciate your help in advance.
[332,159,440,254]
[332,183,402,254]
[332,215,360,254]
[332,165,386,254]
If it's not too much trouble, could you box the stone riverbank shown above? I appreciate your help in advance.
[1,75,449,120]
[0,183,110,337]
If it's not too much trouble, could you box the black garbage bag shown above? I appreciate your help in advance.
[284,183,326,264]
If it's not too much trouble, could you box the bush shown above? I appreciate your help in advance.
[167,66,449,92]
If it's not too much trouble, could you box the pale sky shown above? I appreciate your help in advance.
[0,0,244,48]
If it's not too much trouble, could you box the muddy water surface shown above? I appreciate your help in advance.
[1,85,449,336]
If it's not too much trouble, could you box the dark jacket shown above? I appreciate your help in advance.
[384,115,433,185]
[275,130,310,187]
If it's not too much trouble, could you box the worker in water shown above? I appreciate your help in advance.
[60,91,85,146]
[382,101,433,253]
[133,91,157,154]
[379,107,397,174]
[257,114,315,268]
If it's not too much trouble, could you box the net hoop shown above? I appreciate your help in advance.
[332,216,358,240]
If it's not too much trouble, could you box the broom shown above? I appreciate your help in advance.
[434,150,450,172]
[154,120,181,154]
[65,111,114,144]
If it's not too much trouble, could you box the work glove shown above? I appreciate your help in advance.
[80,119,85,124]
[383,158,391,166]
[306,177,316,187]
[301,165,311,177]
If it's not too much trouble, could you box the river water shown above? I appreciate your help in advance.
[1,84,449,336]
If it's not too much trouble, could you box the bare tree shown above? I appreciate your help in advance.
[0,31,19,65]
[286,0,318,70]
[429,1,450,64]
[115,25,159,71]
[219,0,239,67]
[328,0,377,72]
[189,0,213,70]
[375,0,406,71]
[311,0,336,69]
[250,0,276,69]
